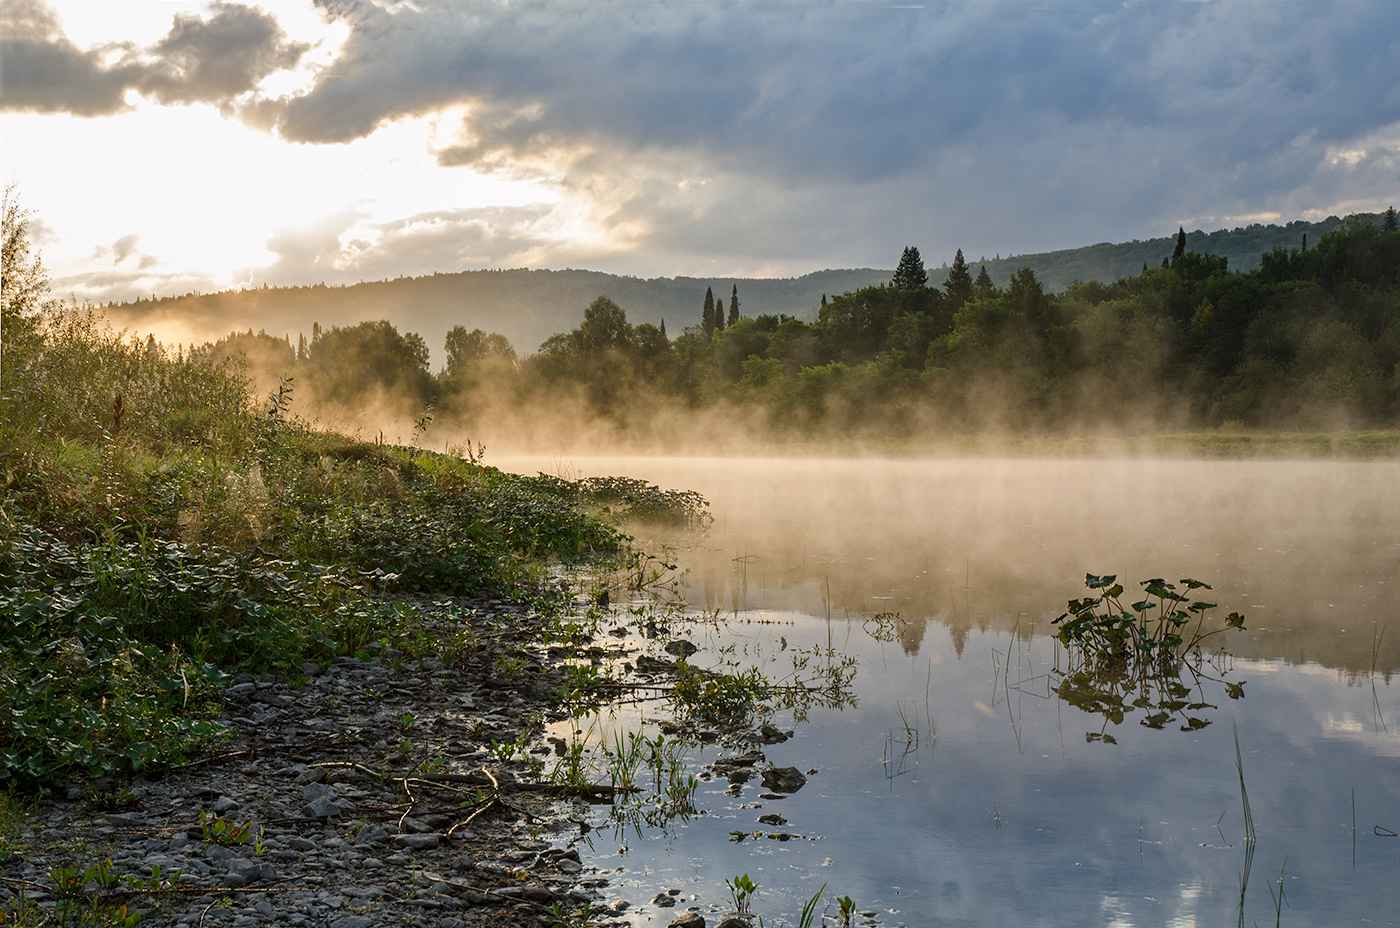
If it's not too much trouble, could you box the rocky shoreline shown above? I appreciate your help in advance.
[2,594,632,928]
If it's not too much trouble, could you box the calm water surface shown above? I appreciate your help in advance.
[498,456,1400,927]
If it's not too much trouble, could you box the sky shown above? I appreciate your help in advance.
[2,0,1399,306]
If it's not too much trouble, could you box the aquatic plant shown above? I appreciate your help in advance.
[1054,574,1245,664]
[1049,575,1247,739]
[727,873,759,915]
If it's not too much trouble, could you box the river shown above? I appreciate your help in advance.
[498,454,1400,928]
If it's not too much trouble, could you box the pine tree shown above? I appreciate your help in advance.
[1301,233,1307,252]
[660,318,667,339]
[728,285,739,326]
[1383,206,1397,232]
[973,265,995,300]
[702,287,715,333]
[820,294,827,308]
[943,248,973,307]
[1173,226,1187,261]
[891,246,928,290]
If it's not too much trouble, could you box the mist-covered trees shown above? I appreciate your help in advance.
[303,320,433,407]
[171,213,1400,440]
[445,326,516,374]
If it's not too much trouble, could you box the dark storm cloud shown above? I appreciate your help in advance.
[0,0,307,115]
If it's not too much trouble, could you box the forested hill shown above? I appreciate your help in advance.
[103,213,1370,364]
[102,267,888,366]
[951,215,1351,294]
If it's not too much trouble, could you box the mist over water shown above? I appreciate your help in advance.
[501,454,1400,674]
[492,453,1399,927]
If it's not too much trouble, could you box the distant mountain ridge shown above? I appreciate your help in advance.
[103,213,1376,365]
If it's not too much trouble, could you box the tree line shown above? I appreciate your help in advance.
[189,210,1400,438]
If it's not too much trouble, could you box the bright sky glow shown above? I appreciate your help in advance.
[3,0,1397,305]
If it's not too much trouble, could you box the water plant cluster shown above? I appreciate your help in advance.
[1050,574,1247,740]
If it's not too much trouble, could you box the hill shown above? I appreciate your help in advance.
[102,267,889,367]
[101,213,1376,365]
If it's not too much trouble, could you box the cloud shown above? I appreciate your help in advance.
[0,0,307,116]
[0,0,137,115]
[248,0,1400,261]
[252,202,570,285]
[139,3,309,107]
[111,233,139,264]
[10,0,1400,292]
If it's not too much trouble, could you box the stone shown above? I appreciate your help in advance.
[760,766,807,793]
[393,834,441,850]
[668,913,706,928]
[664,640,699,658]
[652,892,677,907]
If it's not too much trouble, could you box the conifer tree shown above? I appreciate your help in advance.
[943,248,974,307]
[891,246,928,290]
[728,285,739,326]
[973,265,995,300]
[1385,206,1399,232]
[702,286,715,333]
[1173,227,1187,261]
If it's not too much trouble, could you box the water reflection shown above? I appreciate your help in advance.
[497,455,1400,927]
[500,455,1400,675]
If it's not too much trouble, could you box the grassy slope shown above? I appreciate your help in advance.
[0,310,705,791]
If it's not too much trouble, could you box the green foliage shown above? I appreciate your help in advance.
[444,325,516,375]
[727,873,759,915]
[1049,574,1247,739]
[1054,573,1244,662]
[670,663,771,728]
[303,319,433,412]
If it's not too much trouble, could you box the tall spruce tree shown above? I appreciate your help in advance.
[1173,226,1187,261]
[891,246,928,290]
[943,248,974,307]
[702,286,716,333]
[1383,206,1398,232]
[728,285,740,326]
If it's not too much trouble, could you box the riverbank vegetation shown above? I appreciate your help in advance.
[0,193,706,791]
[183,212,1399,453]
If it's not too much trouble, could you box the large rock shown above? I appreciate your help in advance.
[760,766,807,793]
[668,912,706,928]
